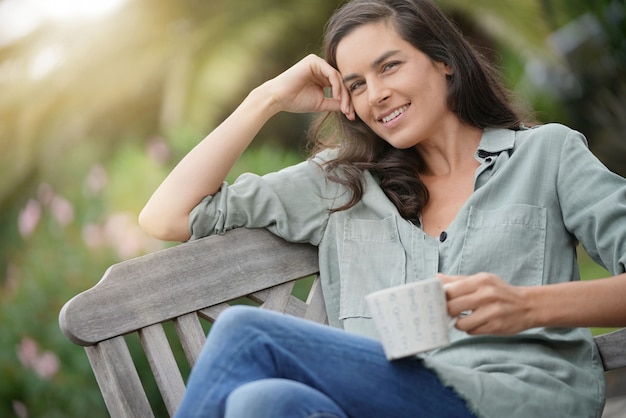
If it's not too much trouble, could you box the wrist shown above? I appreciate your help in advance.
[523,282,583,329]
[521,285,550,329]
[247,82,283,119]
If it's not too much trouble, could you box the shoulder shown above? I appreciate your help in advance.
[501,123,588,166]
[514,123,588,148]
[309,147,340,166]
[481,123,587,162]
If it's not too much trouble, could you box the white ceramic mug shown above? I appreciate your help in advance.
[365,278,456,360]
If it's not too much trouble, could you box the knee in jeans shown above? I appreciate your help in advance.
[225,379,346,418]
[210,305,266,337]
[226,379,275,411]
[215,305,280,330]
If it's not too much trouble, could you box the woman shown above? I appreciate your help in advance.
[139,0,626,417]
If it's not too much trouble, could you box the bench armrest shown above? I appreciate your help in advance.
[595,328,626,370]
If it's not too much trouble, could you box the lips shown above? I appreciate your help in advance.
[380,104,410,124]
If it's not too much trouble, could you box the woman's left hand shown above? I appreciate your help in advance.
[438,272,536,335]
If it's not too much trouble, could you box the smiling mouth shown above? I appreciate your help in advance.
[380,105,410,124]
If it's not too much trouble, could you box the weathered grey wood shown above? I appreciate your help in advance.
[173,313,206,367]
[60,228,326,417]
[260,282,295,311]
[59,228,319,346]
[199,304,231,322]
[85,337,154,418]
[138,323,186,415]
[595,328,626,371]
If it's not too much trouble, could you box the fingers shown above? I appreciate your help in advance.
[437,273,464,286]
[443,273,499,316]
[326,71,350,116]
[269,54,354,121]
[456,302,527,336]
[438,272,482,302]
[440,274,478,327]
[307,54,355,120]
[439,272,534,335]
[330,73,355,120]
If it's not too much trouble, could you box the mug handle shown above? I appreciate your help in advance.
[448,310,472,328]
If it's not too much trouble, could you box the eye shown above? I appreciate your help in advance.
[349,80,365,93]
[382,61,401,72]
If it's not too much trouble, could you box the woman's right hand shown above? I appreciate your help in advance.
[262,54,355,120]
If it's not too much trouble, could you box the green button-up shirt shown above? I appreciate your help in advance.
[190,123,625,417]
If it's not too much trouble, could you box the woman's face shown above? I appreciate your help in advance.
[335,21,456,149]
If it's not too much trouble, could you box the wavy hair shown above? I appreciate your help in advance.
[308,0,529,223]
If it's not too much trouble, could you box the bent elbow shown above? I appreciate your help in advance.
[137,208,164,239]
[138,208,190,242]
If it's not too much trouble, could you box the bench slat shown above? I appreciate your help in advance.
[85,337,154,417]
[199,304,231,322]
[260,282,295,311]
[173,313,207,368]
[138,324,186,415]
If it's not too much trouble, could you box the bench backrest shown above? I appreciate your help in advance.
[59,227,626,417]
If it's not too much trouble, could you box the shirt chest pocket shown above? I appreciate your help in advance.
[460,205,547,286]
[338,216,406,320]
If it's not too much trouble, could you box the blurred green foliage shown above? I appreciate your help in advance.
[0,0,624,416]
[0,135,304,416]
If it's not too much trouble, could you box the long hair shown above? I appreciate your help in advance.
[309,0,529,223]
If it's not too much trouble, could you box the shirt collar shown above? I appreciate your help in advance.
[477,128,516,157]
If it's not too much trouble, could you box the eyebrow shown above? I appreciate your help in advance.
[342,50,401,84]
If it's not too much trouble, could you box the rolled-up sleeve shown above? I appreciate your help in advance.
[188,184,229,240]
[188,154,343,245]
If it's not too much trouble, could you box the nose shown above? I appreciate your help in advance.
[368,78,390,106]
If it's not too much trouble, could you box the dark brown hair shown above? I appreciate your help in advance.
[309,0,528,223]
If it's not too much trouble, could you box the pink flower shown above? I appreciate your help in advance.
[104,213,144,258]
[33,352,60,379]
[50,195,74,226]
[18,199,42,238]
[82,213,164,258]
[17,337,38,367]
[82,223,106,249]
[12,401,27,418]
[17,337,60,380]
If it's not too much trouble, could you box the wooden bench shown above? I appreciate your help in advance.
[59,227,626,417]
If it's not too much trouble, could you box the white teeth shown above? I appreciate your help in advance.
[381,105,409,123]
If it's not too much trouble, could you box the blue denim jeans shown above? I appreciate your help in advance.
[174,305,476,418]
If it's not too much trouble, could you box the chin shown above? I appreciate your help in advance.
[382,138,419,150]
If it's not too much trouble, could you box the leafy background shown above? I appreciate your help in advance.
[0,0,624,416]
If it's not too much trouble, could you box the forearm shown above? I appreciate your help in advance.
[443,271,626,335]
[139,85,280,242]
[527,273,626,329]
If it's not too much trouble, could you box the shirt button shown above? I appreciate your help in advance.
[439,231,448,242]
